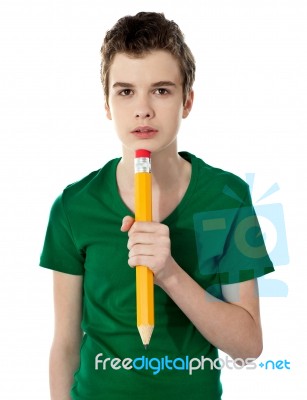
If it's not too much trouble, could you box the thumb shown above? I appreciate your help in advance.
[120,215,135,232]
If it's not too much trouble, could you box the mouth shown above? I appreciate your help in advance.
[131,126,158,138]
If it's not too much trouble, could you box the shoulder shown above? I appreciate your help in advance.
[183,152,251,207]
[61,157,119,202]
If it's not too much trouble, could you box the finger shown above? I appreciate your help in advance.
[128,255,154,269]
[120,215,135,232]
[129,243,154,258]
[128,221,169,235]
[127,232,156,250]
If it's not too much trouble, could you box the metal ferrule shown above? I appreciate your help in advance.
[134,157,151,173]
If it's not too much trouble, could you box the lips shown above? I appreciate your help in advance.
[132,126,158,133]
[131,126,158,138]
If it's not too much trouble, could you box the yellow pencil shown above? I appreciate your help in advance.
[134,149,154,348]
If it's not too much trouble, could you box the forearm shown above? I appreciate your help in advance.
[49,341,80,400]
[157,260,262,361]
[124,218,263,361]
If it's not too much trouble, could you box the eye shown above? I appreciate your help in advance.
[119,89,133,96]
[154,88,169,95]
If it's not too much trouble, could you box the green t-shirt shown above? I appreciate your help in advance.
[40,152,274,400]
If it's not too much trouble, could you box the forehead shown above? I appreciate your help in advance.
[108,50,182,85]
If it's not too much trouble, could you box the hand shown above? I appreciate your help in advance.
[120,216,177,286]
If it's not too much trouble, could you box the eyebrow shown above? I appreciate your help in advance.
[112,81,177,89]
[152,81,176,88]
[112,82,134,88]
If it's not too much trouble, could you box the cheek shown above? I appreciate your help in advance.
[109,98,131,117]
[170,104,185,123]
[159,99,183,115]
[110,109,128,135]
[165,110,184,134]
[107,102,122,122]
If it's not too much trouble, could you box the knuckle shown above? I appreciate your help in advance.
[165,236,171,245]
[128,258,135,268]
[162,224,170,234]
[159,235,170,247]
[129,247,136,258]
[133,221,141,230]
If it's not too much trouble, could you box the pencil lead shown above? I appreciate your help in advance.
[144,344,148,350]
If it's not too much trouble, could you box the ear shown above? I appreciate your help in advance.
[182,90,194,119]
[105,102,112,120]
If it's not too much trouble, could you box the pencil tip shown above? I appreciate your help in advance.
[144,345,148,350]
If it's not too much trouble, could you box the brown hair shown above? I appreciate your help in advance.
[100,12,195,105]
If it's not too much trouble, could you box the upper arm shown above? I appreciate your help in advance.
[52,271,83,348]
[221,279,261,327]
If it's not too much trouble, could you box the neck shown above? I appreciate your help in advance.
[117,144,187,192]
[116,144,192,221]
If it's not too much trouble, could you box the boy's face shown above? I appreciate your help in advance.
[105,50,193,155]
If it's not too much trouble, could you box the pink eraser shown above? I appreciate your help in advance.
[135,149,151,158]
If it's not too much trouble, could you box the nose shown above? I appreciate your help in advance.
[135,96,154,119]
[136,111,152,119]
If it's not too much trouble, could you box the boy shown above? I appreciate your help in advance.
[40,12,274,399]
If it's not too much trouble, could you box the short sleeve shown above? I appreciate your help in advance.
[39,194,85,275]
[218,189,274,284]
[193,183,274,286]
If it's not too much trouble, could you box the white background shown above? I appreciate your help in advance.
[0,0,306,398]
